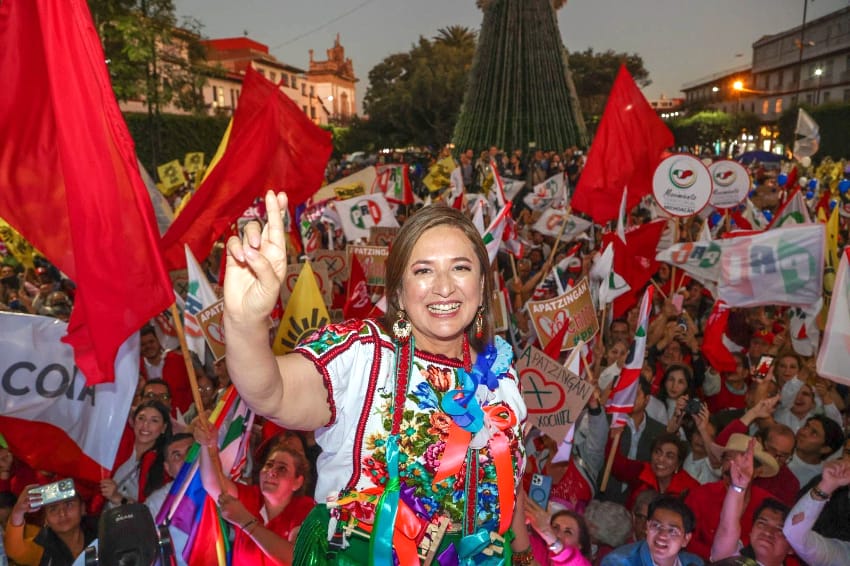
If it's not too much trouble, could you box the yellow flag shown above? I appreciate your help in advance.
[0,219,37,269]
[200,119,233,185]
[183,152,205,174]
[273,261,330,354]
[422,156,457,193]
[156,159,187,195]
[826,205,839,269]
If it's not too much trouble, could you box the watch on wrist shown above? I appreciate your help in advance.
[730,483,746,494]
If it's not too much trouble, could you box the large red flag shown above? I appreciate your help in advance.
[603,219,666,316]
[160,67,332,270]
[571,65,673,224]
[0,0,173,384]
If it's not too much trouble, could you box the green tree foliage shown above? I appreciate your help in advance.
[359,27,477,148]
[568,48,650,120]
[778,103,850,162]
[668,110,761,153]
[124,112,229,174]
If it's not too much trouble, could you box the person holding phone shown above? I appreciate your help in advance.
[4,487,96,566]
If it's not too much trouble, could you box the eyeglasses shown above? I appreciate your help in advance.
[144,392,171,401]
[764,446,793,465]
[198,386,215,393]
[647,520,683,539]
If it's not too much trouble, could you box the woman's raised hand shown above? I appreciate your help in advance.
[224,191,289,323]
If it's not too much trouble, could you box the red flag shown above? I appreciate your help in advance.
[0,0,172,384]
[343,254,374,320]
[571,65,673,224]
[604,219,666,316]
[160,67,332,270]
[543,315,571,360]
[701,300,738,373]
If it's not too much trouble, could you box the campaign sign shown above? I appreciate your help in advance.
[652,154,713,217]
[517,345,594,445]
[526,278,599,352]
[311,249,349,284]
[281,262,332,305]
[708,160,750,209]
[198,299,225,361]
[347,244,389,287]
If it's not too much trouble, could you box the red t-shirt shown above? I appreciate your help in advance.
[233,483,315,565]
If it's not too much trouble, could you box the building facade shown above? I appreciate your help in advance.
[307,34,358,122]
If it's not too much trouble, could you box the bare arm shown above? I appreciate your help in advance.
[711,438,754,560]
[218,492,295,566]
[194,424,236,501]
[223,191,331,430]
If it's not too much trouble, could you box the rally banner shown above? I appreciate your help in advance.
[184,245,219,361]
[423,156,457,193]
[652,154,713,217]
[524,173,566,211]
[718,223,825,307]
[311,249,349,284]
[183,152,205,175]
[817,249,850,384]
[369,226,399,247]
[347,244,390,287]
[334,193,399,242]
[517,345,594,446]
[198,299,225,362]
[526,277,599,352]
[532,209,592,240]
[157,159,187,195]
[373,164,414,205]
[281,261,332,305]
[0,313,137,483]
[312,166,378,203]
[655,240,722,284]
[708,160,750,210]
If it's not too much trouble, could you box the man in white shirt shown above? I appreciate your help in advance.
[787,415,844,487]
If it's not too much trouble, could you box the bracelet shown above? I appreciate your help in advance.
[730,484,746,494]
[811,486,832,501]
[512,545,534,565]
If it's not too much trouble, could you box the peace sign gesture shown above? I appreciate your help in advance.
[224,190,289,323]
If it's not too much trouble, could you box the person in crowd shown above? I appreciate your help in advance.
[100,400,172,506]
[195,426,314,566]
[773,353,803,388]
[786,415,844,487]
[584,500,633,565]
[4,489,96,566]
[685,433,779,560]
[598,339,629,392]
[140,378,173,411]
[181,374,219,424]
[651,365,698,433]
[525,495,593,566]
[600,377,666,506]
[629,489,658,543]
[139,326,194,414]
[775,377,842,435]
[796,435,850,542]
[144,433,194,519]
[610,432,699,510]
[783,459,850,565]
[683,404,722,484]
[704,353,749,413]
[601,495,703,566]
[221,191,530,562]
[710,438,793,566]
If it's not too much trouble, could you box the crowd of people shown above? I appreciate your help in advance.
[1,143,849,566]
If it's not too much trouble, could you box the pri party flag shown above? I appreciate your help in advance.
[482,202,514,265]
[184,245,219,361]
[768,188,813,228]
[606,286,653,427]
[0,313,137,484]
[0,0,173,384]
[334,193,400,242]
[700,300,738,373]
[374,164,415,205]
[817,248,850,385]
[571,65,674,224]
[273,261,330,354]
[160,66,332,270]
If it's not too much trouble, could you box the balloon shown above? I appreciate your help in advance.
[839,179,850,194]
[801,156,812,168]
[806,191,815,199]
[799,177,808,188]
[710,212,722,225]
[777,173,788,186]
[748,190,756,198]
[763,210,773,222]
[830,200,837,210]
[808,178,818,190]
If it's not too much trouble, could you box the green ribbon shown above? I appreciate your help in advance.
[369,433,401,565]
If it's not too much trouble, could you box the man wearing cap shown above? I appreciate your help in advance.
[684,433,779,560]
[711,437,793,566]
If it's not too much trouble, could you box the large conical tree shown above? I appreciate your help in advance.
[453,0,587,153]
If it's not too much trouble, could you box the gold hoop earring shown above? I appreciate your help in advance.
[393,309,412,342]
[475,305,485,340]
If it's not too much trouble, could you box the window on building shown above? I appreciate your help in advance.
[805,93,813,104]
[270,72,277,83]
[217,87,225,107]
[310,85,315,97]
[291,75,297,89]
[823,91,831,103]
[825,59,834,77]
[302,105,307,114]
[846,55,850,72]
[282,73,288,86]
[310,106,316,119]
[762,100,769,115]
[302,83,306,96]
[257,68,265,77]
[775,98,783,113]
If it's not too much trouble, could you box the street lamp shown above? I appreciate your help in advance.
[814,67,823,105]
[732,80,744,114]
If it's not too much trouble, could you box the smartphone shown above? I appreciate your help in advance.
[28,478,76,509]
[672,293,684,314]
[754,355,775,380]
[529,473,552,510]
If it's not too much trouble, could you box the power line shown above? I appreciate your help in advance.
[270,0,379,49]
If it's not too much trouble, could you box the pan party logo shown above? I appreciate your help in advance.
[278,308,329,351]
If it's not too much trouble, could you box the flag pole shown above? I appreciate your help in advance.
[599,428,623,492]
[545,207,573,265]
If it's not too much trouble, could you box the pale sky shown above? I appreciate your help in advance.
[175,0,849,109]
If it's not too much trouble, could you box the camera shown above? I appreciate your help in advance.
[28,478,76,509]
[677,317,688,332]
[683,398,703,416]
[529,473,552,510]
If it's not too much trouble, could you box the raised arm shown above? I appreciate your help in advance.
[711,438,754,560]
[224,191,331,430]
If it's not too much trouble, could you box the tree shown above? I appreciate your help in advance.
[453,0,587,153]
[361,31,477,148]
[568,48,650,121]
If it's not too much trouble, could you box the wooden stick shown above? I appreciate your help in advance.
[509,253,519,282]
[599,427,623,493]
[545,207,572,265]
[598,303,608,345]
[670,219,680,293]
[650,278,669,300]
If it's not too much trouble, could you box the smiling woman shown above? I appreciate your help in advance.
[221,191,529,564]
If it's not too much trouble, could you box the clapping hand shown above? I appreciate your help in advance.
[224,190,289,324]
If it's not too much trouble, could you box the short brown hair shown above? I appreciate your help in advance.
[383,205,493,351]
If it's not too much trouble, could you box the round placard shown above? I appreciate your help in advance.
[652,154,713,217]
[708,160,751,209]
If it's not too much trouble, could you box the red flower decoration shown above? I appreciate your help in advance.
[424,366,453,392]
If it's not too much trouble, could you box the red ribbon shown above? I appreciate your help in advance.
[483,404,518,534]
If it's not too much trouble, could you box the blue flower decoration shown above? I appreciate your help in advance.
[412,381,439,410]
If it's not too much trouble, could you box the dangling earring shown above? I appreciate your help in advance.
[393,309,412,342]
[474,306,485,340]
